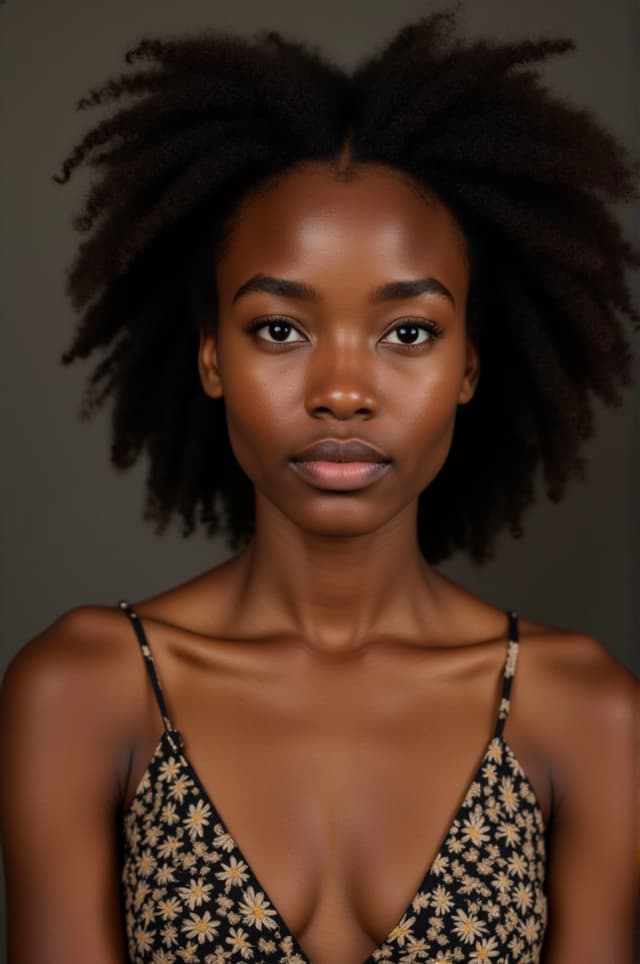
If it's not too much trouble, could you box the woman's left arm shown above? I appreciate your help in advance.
[541,637,638,962]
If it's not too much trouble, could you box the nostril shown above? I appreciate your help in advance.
[312,404,375,420]
[307,386,378,420]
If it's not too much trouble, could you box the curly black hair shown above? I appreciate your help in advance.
[52,7,640,565]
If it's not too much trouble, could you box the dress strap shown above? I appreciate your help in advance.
[118,599,183,752]
[493,609,520,740]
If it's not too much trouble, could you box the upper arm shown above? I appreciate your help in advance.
[0,607,136,963]
[540,636,638,962]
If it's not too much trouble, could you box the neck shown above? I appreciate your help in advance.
[229,498,444,656]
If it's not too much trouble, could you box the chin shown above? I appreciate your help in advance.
[278,501,410,540]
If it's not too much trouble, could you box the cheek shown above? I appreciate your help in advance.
[397,367,464,484]
[219,368,299,481]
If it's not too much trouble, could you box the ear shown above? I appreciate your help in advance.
[198,323,224,399]
[458,334,480,405]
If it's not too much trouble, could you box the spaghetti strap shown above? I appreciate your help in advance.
[493,609,520,740]
[118,599,183,752]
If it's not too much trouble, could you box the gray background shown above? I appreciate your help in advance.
[0,0,638,954]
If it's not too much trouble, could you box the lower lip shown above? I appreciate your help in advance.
[289,460,391,491]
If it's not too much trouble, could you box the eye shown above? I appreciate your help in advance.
[382,320,443,348]
[248,317,306,344]
[246,316,443,348]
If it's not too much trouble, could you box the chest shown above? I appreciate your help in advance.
[120,647,548,962]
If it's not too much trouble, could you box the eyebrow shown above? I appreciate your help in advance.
[231,273,456,308]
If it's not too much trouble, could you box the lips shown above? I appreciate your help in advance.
[288,438,391,491]
[290,438,389,463]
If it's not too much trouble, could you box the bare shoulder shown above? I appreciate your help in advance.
[517,620,637,715]
[0,605,144,961]
[2,603,141,700]
[445,575,637,730]
[514,620,637,781]
[0,604,145,771]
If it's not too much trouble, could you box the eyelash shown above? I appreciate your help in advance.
[246,316,444,350]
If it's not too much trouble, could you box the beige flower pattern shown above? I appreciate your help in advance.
[118,601,547,963]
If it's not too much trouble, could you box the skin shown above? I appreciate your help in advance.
[0,160,637,964]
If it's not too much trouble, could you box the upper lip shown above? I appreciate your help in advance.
[291,438,390,463]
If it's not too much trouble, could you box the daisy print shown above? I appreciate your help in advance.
[238,886,279,931]
[175,939,199,961]
[451,909,488,944]
[461,811,491,847]
[183,799,212,840]
[431,884,453,916]
[152,950,177,963]
[225,926,255,959]
[159,758,182,783]
[160,923,179,947]
[204,951,229,964]
[486,741,503,764]
[181,912,220,945]
[496,822,521,848]
[161,802,180,825]
[468,936,500,961]
[178,877,214,910]
[412,890,430,912]
[157,835,184,861]
[215,854,251,892]
[157,897,181,921]
[118,608,547,961]
[499,777,519,815]
[213,823,237,853]
[431,854,449,876]
[388,912,417,945]
[514,883,533,913]
[168,774,194,804]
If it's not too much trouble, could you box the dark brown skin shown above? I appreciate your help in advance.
[1,161,637,964]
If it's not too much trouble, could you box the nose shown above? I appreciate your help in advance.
[304,337,378,420]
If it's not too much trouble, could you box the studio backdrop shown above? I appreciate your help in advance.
[0,0,638,955]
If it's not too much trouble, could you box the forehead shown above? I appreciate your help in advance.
[217,162,470,285]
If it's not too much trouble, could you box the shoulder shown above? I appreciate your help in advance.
[1,603,142,702]
[515,623,637,799]
[511,628,639,950]
[0,606,145,959]
[517,623,637,721]
[0,604,146,780]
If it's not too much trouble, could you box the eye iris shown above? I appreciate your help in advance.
[397,325,421,344]
[269,321,291,341]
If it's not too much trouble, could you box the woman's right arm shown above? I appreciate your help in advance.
[0,607,137,963]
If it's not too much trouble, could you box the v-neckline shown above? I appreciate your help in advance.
[122,726,546,964]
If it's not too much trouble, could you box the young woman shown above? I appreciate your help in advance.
[0,10,638,963]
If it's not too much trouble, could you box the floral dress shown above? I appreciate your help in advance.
[117,601,546,964]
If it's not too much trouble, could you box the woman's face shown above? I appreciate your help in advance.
[199,161,479,540]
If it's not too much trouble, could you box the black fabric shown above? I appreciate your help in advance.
[117,600,546,963]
